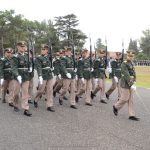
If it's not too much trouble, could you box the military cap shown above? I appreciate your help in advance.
[98,49,105,54]
[65,47,72,51]
[17,41,27,47]
[82,49,88,53]
[4,48,13,53]
[41,44,49,49]
[116,52,122,56]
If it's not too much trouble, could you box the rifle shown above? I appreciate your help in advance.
[94,44,96,59]
[89,37,92,70]
[121,40,124,62]
[48,38,53,69]
[105,38,108,69]
[27,28,35,72]
[70,30,76,70]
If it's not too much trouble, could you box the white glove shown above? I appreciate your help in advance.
[81,78,84,83]
[74,68,77,72]
[39,76,43,85]
[58,74,61,79]
[17,76,22,84]
[51,67,54,71]
[0,78,4,85]
[107,67,112,73]
[91,68,94,72]
[66,73,71,79]
[131,84,136,91]
[114,76,118,83]
[28,67,32,73]
[75,75,78,80]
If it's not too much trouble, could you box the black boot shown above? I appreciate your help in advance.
[70,105,77,109]
[28,100,33,104]
[129,116,140,121]
[113,105,118,116]
[100,99,107,104]
[91,92,96,99]
[47,107,55,112]
[9,102,14,107]
[24,110,32,117]
[59,98,63,105]
[14,106,20,112]
[34,101,38,108]
[75,95,79,103]
[105,93,109,100]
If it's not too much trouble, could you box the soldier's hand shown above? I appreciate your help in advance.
[107,67,112,73]
[131,84,136,91]
[0,78,4,85]
[91,68,94,72]
[39,76,43,85]
[114,76,118,83]
[66,73,71,79]
[28,67,32,73]
[81,77,84,83]
[17,76,22,84]
[58,74,61,79]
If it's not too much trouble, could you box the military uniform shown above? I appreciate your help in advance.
[106,54,122,100]
[113,50,140,121]
[76,50,93,105]
[16,41,32,116]
[92,50,107,104]
[34,45,54,111]
[59,47,77,109]
[0,48,20,110]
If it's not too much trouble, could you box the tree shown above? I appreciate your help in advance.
[140,29,150,59]
[128,38,138,53]
[136,52,148,60]
[95,38,105,51]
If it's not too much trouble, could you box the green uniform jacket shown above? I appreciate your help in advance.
[77,57,93,80]
[0,57,18,80]
[111,59,122,79]
[93,57,106,79]
[120,60,136,89]
[53,58,61,76]
[35,55,53,80]
[60,56,76,79]
[16,53,33,82]
[76,58,84,79]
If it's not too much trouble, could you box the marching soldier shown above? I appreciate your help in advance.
[105,52,122,100]
[59,47,77,109]
[34,44,55,112]
[75,49,93,106]
[91,49,107,104]
[16,41,32,116]
[0,48,20,111]
[113,50,140,121]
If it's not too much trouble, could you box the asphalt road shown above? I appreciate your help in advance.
[0,79,150,150]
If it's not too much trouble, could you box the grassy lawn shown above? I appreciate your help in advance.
[135,66,150,88]
[106,66,150,88]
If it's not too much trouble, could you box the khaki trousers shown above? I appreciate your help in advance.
[114,88,135,116]
[93,78,106,100]
[28,78,34,100]
[35,79,54,107]
[106,78,121,99]
[21,81,30,110]
[2,80,20,107]
[59,79,76,105]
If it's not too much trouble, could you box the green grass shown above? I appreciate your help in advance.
[135,66,150,88]
[106,66,150,88]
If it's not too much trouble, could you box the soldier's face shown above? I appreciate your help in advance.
[5,51,12,58]
[127,55,134,61]
[41,48,48,55]
[17,45,26,53]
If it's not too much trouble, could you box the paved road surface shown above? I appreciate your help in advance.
[0,78,150,150]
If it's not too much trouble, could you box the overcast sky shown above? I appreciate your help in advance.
[1,0,150,51]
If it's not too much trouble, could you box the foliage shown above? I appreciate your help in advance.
[136,52,148,60]
[0,10,87,56]
[140,29,150,59]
